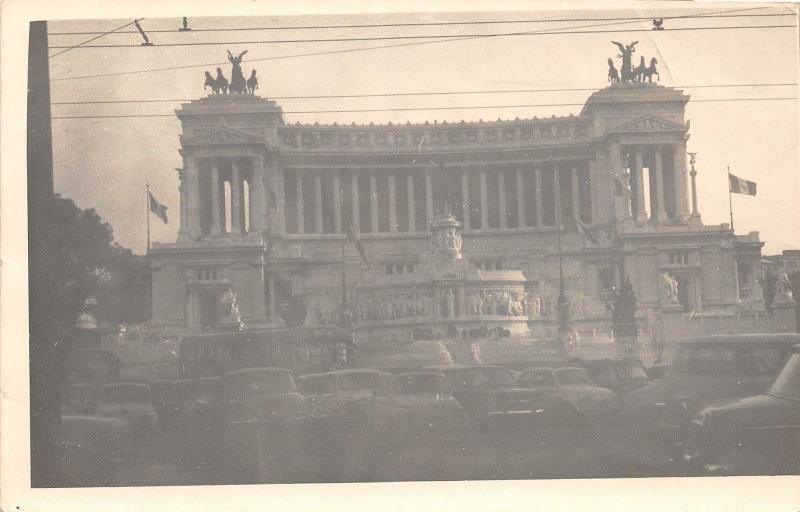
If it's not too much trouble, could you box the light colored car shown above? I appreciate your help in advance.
[689,343,800,476]
[372,371,465,442]
[96,382,158,434]
[516,367,621,424]
[298,369,386,433]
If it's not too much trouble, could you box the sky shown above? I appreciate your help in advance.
[47,5,799,255]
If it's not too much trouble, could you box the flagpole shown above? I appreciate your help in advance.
[340,185,347,310]
[145,182,151,254]
[727,165,734,233]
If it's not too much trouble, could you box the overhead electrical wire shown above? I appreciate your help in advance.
[50,82,798,105]
[46,23,796,49]
[48,9,798,83]
[48,18,143,58]
[49,96,799,119]
[46,7,789,35]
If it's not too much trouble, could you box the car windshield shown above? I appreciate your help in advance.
[225,371,297,398]
[101,385,151,403]
[769,354,800,401]
[457,368,516,387]
[556,368,592,385]
[392,374,445,395]
[337,373,381,391]
[672,346,736,374]
[615,364,649,380]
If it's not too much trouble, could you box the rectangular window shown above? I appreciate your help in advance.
[486,170,500,229]
[302,173,316,234]
[468,172,482,229]
[522,169,537,227]
[413,172,427,232]
[321,173,336,234]
[503,168,518,228]
[541,167,556,226]
[395,172,409,232]
[357,174,372,233]
[377,173,390,232]
[284,169,298,233]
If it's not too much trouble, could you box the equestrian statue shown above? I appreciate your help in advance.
[607,41,659,84]
[202,50,259,95]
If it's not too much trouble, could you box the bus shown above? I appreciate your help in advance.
[177,326,353,379]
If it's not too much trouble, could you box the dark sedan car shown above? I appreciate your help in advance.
[689,344,800,476]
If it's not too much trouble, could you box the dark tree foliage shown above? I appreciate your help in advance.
[51,193,150,338]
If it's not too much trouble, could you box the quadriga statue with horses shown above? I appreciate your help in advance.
[203,49,259,95]
[607,41,659,84]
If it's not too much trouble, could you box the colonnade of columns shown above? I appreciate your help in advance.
[180,154,267,238]
[612,143,690,223]
[285,163,592,235]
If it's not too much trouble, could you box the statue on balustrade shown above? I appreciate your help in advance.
[773,269,794,303]
[660,272,680,305]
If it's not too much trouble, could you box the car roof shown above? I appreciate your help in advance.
[328,368,383,376]
[100,382,151,391]
[223,367,291,377]
[393,371,445,378]
[680,334,800,345]
[424,365,507,372]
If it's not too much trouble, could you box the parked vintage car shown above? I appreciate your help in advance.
[624,334,800,425]
[95,382,158,436]
[424,364,582,430]
[187,367,319,483]
[160,377,219,429]
[371,371,465,443]
[620,334,800,469]
[688,343,800,476]
[298,369,386,434]
[573,357,651,399]
[516,367,621,424]
[55,413,129,486]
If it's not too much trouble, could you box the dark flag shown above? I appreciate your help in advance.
[577,218,599,245]
[346,224,369,267]
[729,173,757,196]
[148,191,168,223]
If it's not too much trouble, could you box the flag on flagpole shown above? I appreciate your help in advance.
[577,218,599,245]
[345,224,369,267]
[148,191,168,223]
[728,173,757,196]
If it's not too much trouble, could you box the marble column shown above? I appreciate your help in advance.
[332,173,342,233]
[210,160,222,235]
[351,172,360,232]
[609,142,630,220]
[267,272,277,317]
[370,173,379,233]
[535,166,544,228]
[498,169,507,228]
[461,170,470,230]
[425,171,433,226]
[516,167,525,228]
[571,165,581,223]
[231,161,242,234]
[296,173,305,234]
[184,155,200,239]
[250,154,265,232]
[388,171,397,232]
[407,173,415,232]
[634,148,648,222]
[314,172,323,234]
[653,147,668,222]
[674,143,690,219]
[479,168,488,230]
[177,166,187,237]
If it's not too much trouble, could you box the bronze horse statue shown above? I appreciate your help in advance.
[642,57,659,82]
[246,70,259,94]
[215,67,228,94]
[607,58,619,84]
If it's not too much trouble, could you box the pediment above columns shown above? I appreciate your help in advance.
[181,125,266,147]
[609,114,688,135]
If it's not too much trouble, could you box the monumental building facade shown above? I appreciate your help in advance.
[149,82,795,347]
